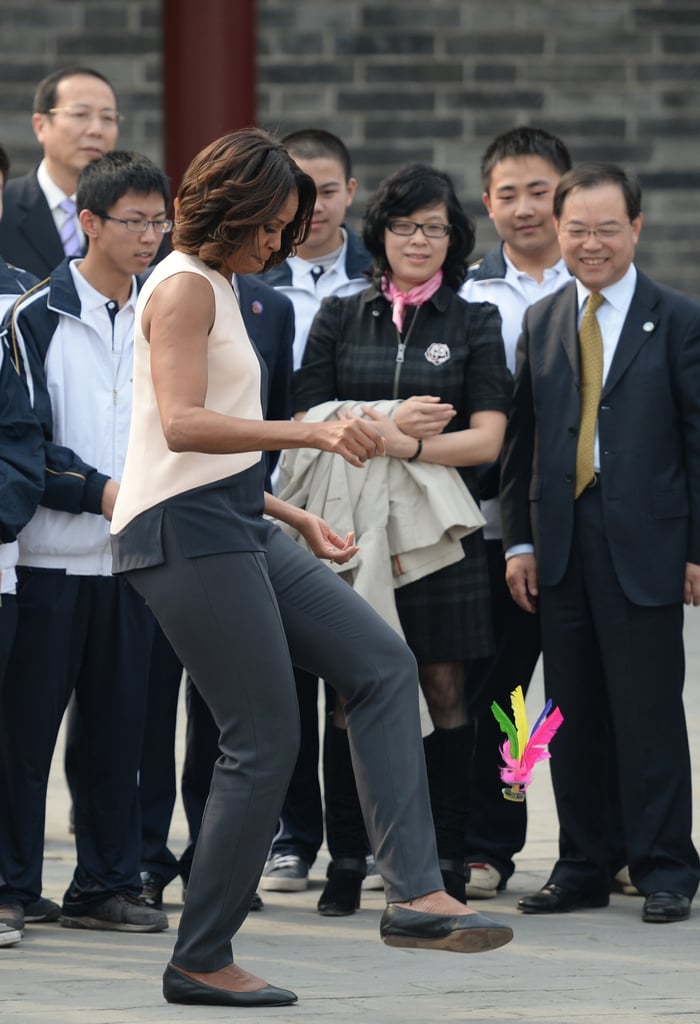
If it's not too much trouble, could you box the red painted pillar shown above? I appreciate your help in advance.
[162,0,256,196]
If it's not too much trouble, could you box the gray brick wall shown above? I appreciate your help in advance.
[0,1,698,296]
[0,1,162,172]
[257,0,700,297]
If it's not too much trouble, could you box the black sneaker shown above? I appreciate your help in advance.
[60,893,168,932]
[24,897,61,923]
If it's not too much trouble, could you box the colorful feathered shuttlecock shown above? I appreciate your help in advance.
[491,686,564,802]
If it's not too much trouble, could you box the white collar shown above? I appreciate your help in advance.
[36,159,76,212]
[69,260,139,316]
[575,263,637,314]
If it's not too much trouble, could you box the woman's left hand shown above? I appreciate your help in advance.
[298,511,359,565]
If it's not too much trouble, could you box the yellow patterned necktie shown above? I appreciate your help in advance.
[575,291,605,498]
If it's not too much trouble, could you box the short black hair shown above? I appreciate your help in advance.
[362,163,475,292]
[282,129,354,182]
[77,151,170,216]
[481,126,572,191]
[553,162,642,222]
[33,66,116,114]
[0,144,9,183]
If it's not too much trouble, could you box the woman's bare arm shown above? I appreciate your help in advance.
[144,273,384,468]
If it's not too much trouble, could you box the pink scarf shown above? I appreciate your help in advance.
[381,269,443,332]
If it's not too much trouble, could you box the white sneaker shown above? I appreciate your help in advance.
[260,854,309,892]
[611,866,641,896]
[465,862,502,899]
[0,922,22,947]
[362,854,384,891]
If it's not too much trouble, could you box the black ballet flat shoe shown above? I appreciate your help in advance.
[162,963,297,1007]
[380,905,513,954]
[317,858,365,917]
[439,858,467,904]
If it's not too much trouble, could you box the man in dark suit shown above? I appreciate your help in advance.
[0,66,121,278]
[138,273,295,908]
[501,162,700,924]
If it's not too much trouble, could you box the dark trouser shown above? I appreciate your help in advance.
[268,668,324,866]
[539,488,700,898]
[0,570,154,908]
[138,626,186,884]
[126,520,441,971]
[463,539,541,879]
[0,595,17,688]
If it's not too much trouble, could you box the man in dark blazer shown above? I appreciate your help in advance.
[0,66,121,278]
[138,274,295,909]
[501,162,700,925]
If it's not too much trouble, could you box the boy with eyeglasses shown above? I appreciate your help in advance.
[258,129,374,895]
[0,151,171,935]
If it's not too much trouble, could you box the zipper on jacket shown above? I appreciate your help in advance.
[392,307,420,399]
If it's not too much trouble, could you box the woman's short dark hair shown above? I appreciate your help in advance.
[553,162,642,222]
[362,164,475,291]
[174,128,316,271]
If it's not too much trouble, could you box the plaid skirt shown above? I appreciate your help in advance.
[394,530,493,664]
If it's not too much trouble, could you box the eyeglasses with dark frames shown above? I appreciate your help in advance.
[387,220,451,239]
[97,214,173,235]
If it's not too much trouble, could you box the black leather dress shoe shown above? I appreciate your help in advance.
[642,891,690,923]
[162,963,297,1006]
[517,883,609,914]
[380,905,513,953]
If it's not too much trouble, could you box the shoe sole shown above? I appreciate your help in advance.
[59,915,167,933]
[382,925,513,954]
[465,885,498,900]
[259,879,308,892]
[642,911,690,923]
[518,899,609,914]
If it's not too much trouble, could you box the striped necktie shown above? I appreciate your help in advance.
[575,291,605,498]
[59,197,81,257]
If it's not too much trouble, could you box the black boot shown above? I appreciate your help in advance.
[423,723,476,905]
[317,857,366,916]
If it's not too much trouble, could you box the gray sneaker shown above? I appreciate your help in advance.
[362,854,384,891]
[60,894,168,932]
[260,855,309,892]
[0,905,23,947]
[0,922,22,947]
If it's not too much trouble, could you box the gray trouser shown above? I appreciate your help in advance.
[126,518,441,971]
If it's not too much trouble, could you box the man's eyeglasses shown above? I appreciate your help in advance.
[47,105,122,127]
[559,224,629,241]
[387,220,451,239]
[98,214,173,235]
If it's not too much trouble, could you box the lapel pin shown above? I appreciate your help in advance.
[642,321,654,332]
[251,300,263,315]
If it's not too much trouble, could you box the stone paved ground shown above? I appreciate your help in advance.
[2,615,700,1023]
